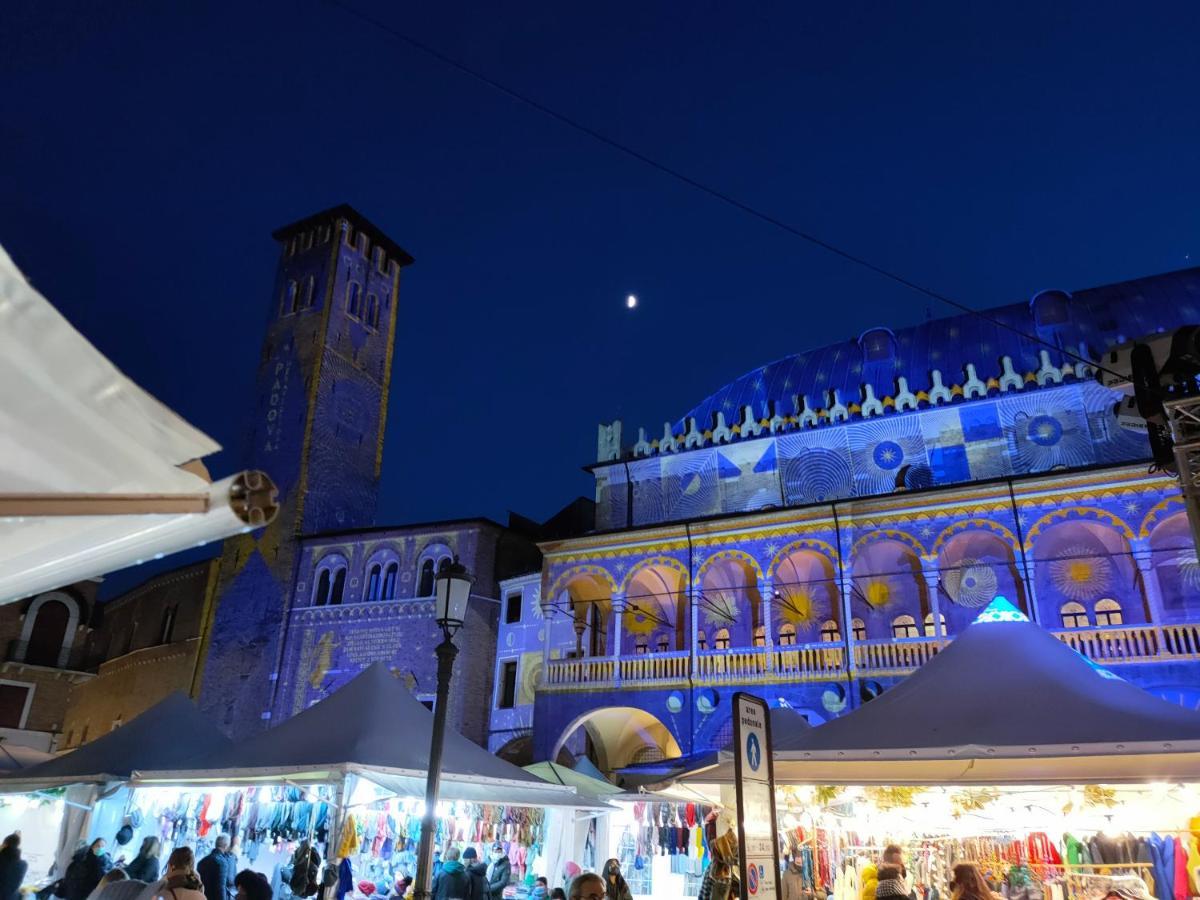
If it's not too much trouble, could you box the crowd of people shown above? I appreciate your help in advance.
[0,833,272,900]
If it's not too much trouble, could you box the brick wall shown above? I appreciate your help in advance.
[60,639,202,749]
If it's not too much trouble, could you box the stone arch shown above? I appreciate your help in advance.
[850,528,927,560]
[551,706,683,773]
[546,566,618,659]
[1023,506,1135,548]
[623,559,689,654]
[19,591,80,668]
[1030,516,1144,624]
[362,545,400,602]
[694,549,762,586]
[931,518,1019,556]
[1148,511,1200,622]
[415,542,454,598]
[1140,497,1186,539]
[545,564,619,608]
[767,538,839,579]
[312,552,349,606]
[698,553,763,649]
[772,547,839,642]
[936,527,1026,632]
[850,538,928,640]
[621,555,689,594]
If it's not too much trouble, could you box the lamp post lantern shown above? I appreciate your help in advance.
[412,557,474,900]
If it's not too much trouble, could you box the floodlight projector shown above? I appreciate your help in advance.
[1099,326,1200,394]
[1098,325,1200,470]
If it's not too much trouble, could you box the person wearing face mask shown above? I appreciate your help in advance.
[65,840,113,900]
[599,860,632,900]
[484,844,510,900]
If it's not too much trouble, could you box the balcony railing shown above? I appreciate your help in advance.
[540,622,1200,692]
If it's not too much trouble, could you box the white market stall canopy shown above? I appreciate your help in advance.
[0,242,277,604]
[136,663,593,808]
[683,599,1200,786]
[1,692,233,792]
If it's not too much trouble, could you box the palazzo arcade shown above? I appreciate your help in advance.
[486,266,1200,774]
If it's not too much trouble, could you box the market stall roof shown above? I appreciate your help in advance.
[1,692,232,791]
[0,242,277,604]
[683,599,1200,786]
[524,762,622,806]
[0,742,55,771]
[618,707,811,789]
[136,663,593,808]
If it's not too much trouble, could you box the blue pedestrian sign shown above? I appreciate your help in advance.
[746,732,762,772]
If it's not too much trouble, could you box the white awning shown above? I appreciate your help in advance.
[0,242,276,603]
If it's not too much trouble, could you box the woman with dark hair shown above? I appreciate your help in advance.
[599,860,632,900]
[950,864,997,900]
[65,840,112,900]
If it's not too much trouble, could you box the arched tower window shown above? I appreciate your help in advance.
[696,631,707,651]
[314,570,331,606]
[418,559,435,597]
[753,624,767,647]
[330,568,346,605]
[25,599,71,667]
[282,280,299,315]
[891,614,919,639]
[301,275,315,309]
[713,628,731,650]
[346,282,362,319]
[1060,601,1089,629]
[635,639,648,655]
[778,623,797,646]
[366,294,379,329]
[923,612,946,637]
[851,618,867,641]
[383,563,398,600]
[1094,598,1123,627]
[366,564,382,602]
[655,633,670,653]
[819,620,840,643]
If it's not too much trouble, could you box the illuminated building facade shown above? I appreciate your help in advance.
[487,268,1200,773]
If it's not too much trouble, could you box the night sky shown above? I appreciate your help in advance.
[3,2,1199,591]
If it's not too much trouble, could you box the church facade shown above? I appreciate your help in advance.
[487,268,1200,774]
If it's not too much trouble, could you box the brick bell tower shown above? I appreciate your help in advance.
[198,206,413,737]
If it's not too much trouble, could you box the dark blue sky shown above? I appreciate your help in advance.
[3,1,1199,545]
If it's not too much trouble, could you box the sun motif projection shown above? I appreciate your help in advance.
[1048,545,1113,601]
[623,603,660,635]
[860,577,893,609]
[942,558,999,608]
[701,591,739,627]
[774,585,826,626]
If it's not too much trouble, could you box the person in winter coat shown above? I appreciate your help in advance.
[484,844,511,900]
[125,840,161,885]
[460,848,488,900]
[143,847,206,900]
[599,860,632,900]
[430,847,471,900]
[0,833,28,900]
[781,858,807,900]
[876,866,911,900]
[698,861,738,900]
[197,837,236,900]
[65,840,112,900]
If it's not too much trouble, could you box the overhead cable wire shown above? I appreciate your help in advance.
[325,0,1124,381]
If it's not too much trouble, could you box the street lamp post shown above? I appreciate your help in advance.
[412,557,475,900]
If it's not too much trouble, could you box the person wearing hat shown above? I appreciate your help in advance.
[484,844,511,900]
[460,848,487,900]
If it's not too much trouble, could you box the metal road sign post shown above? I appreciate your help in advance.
[732,692,780,900]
